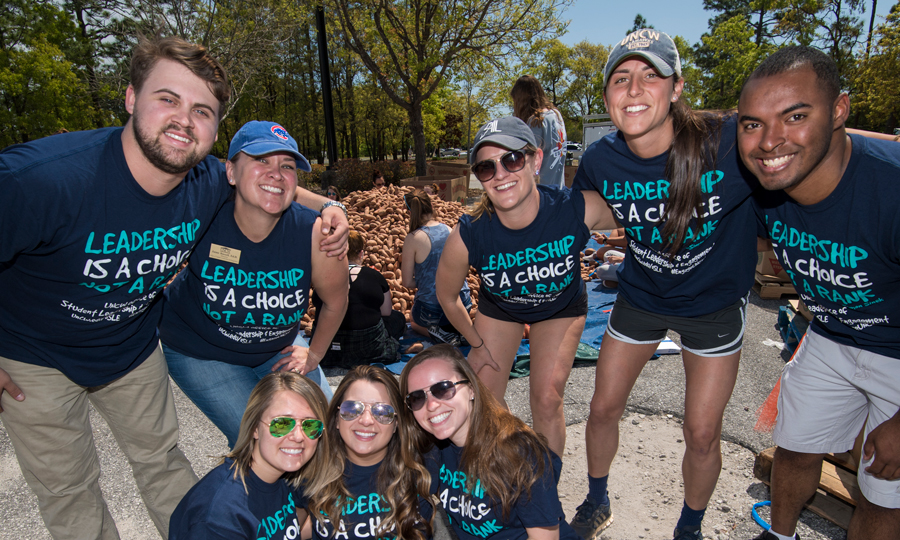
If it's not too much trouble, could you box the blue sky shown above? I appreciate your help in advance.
[558,0,895,48]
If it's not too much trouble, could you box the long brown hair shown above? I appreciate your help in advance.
[511,75,558,128]
[404,189,434,233]
[660,93,726,255]
[399,345,549,520]
[226,372,330,492]
[308,366,433,540]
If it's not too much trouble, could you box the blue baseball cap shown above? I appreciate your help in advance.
[604,29,681,86]
[227,121,312,172]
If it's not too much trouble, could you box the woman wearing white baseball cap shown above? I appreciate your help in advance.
[160,120,348,448]
[570,29,761,540]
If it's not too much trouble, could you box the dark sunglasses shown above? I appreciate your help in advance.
[405,380,470,411]
[260,417,324,439]
[472,150,532,182]
[338,401,396,425]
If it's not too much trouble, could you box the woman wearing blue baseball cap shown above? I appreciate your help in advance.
[159,120,348,448]
[569,29,762,540]
[435,116,616,460]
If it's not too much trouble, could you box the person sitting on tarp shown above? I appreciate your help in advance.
[312,230,404,369]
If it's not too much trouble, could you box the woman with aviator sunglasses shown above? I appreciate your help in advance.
[400,344,579,540]
[436,116,615,456]
[304,365,434,540]
[170,371,330,539]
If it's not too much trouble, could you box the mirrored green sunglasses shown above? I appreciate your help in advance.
[261,417,324,439]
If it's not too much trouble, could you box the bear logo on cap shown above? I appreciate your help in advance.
[271,125,289,140]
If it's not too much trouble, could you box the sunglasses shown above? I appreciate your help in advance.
[405,380,470,411]
[472,150,532,182]
[260,417,324,439]
[338,401,396,425]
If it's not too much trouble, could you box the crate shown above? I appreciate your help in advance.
[400,175,468,204]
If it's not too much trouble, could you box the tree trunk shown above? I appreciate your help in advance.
[409,101,427,176]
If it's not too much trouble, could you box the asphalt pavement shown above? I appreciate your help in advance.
[0,291,799,540]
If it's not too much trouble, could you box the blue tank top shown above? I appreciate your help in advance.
[414,223,471,305]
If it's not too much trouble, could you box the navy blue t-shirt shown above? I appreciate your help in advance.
[0,128,231,386]
[169,459,303,540]
[754,134,900,359]
[458,185,589,320]
[307,459,433,540]
[573,115,759,316]
[160,200,317,365]
[426,443,578,540]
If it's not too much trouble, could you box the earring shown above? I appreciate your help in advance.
[672,96,678,102]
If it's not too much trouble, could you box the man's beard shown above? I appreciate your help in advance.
[132,114,208,175]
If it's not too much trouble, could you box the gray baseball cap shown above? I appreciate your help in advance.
[469,117,537,163]
[604,29,681,86]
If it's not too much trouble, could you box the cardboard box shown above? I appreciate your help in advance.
[400,175,468,204]
[426,161,471,185]
[756,249,791,282]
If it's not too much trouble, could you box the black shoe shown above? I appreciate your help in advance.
[569,497,613,540]
[673,527,703,540]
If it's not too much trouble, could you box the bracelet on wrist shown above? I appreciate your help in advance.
[471,338,484,349]
[320,200,348,219]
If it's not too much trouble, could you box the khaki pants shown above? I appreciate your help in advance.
[0,344,197,539]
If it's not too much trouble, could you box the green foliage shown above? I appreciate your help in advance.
[309,159,416,194]
[849,2,900,132]
[696,15,774,109]
[627,13,654,34]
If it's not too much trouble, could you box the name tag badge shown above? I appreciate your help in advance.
[209,244,241,264]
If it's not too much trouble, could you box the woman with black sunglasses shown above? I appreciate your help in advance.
[400,344,579,540]
[170,371,330,539]
[435,116,615,456]
[305,365,434,540]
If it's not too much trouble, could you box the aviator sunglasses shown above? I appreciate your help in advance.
[338,401,396,425]
[472,150,533,182]
[405,380,470,411]
[260,417,324,439]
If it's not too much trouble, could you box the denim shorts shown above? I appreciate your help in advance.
[411,290,472,327]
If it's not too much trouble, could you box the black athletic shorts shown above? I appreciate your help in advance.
[477,285,589,325]
[606,294,748,357]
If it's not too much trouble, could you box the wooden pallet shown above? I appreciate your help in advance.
[753,274,797,299]
[753,446,858,529]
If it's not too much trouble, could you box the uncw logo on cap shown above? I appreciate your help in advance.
[619,29,662,50]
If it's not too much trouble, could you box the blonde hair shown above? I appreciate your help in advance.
[308,366,434,540]
[226,372,331,491]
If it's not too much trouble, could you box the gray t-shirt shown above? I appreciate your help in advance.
[530,108,566,187]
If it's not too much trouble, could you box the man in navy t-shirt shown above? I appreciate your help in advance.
[0,37,346,540]
[738,46,900,540]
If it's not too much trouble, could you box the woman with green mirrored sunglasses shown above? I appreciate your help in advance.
[170,372,333,539]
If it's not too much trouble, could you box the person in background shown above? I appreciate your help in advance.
[402,189,472,346]
[326,185,342,201]
[511,74,567,188]
[738,45,900,540]
[373,170,386,189]
[160,120,348,448]
[169,372,330,539]
[313,231,403,368]
[305,365,433,540]
[401,345,580,540]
